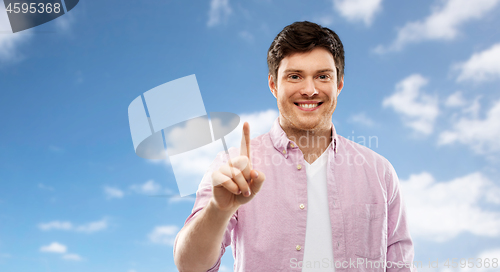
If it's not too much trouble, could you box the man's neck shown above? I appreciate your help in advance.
[279,118,332,164]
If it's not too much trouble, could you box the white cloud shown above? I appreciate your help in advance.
[62,253,83,261]
[164,116,218,157]
[444,91,466,107]
[401,172,500,242]
[55,12,75,32]
[333,0,383,26]
[238,31,254,43]
[38,183,54,191]
[439,99,500,154]
[207,0,232,27]
[75,70,84,84]
[220,110,277,146]
[375,0,500,53]
[348,112,375,126]
[474,248,500,270]
[39,221,73,231]
[383,74,439,135]
[168,195,196,204]
[0,253,11,264]
[130,180,163,195]
[104,186,124,199]
[48,145,64,153]
[444,92,482,119]
[462,96,482,118]
[38,219,108,233]
[148,225,179,246]
[0,4,30,62]
[314,15,334,26]
[40,242,67,253]
[74,219,108,233]
[39,242,84,261]
[455,43,500,83]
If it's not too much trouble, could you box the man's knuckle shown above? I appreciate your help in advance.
[221,180,233,188]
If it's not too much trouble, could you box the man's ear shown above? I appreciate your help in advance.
[337,75,344,97]
[268,74,277,99]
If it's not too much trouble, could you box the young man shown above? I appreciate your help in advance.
[174,21,416,272]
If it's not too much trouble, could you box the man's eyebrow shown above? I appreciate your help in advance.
[282,69,303,74]
[282,68,335,74]
[317,69,335,73]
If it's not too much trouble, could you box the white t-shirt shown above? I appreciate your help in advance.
[302,146,335,271]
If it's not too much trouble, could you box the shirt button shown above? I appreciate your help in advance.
[282,149,287,154]
[296,245,301,251]
[297,164,302,170]
[290,143,295,148]
[299,204,305,209]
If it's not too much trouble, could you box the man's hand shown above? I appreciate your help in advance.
[211,122,266,212]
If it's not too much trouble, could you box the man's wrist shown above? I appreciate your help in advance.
[207,197,238,219]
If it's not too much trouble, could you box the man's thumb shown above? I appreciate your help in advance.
[249,169,265,193]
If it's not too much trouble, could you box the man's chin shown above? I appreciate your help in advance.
[292,120,320,131]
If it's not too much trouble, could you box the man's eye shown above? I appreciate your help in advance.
[318,75,330,80]
[289,74,300,80]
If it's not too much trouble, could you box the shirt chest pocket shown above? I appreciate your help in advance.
[353,203,387,260]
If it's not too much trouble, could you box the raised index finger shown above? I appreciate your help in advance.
[240,122,252,168]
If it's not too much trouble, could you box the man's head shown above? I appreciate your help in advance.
[267,21,345,88]
[267,21,345,132]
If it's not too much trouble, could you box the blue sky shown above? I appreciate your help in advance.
[1,0,500,271]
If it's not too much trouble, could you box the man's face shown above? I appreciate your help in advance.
[268,47,344,132]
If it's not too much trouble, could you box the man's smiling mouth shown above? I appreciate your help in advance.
[294,102,323,109]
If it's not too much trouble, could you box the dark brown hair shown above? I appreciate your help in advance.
[267,21,345,87]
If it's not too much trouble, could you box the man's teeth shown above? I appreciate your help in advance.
[298,103,319,108]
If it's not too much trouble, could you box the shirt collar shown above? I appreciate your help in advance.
[269,117,339,157]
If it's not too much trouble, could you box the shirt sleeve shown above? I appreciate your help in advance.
[385,162,417,272]
[173,150,238,272]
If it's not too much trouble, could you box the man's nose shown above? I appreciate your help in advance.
[300,77,318,97]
